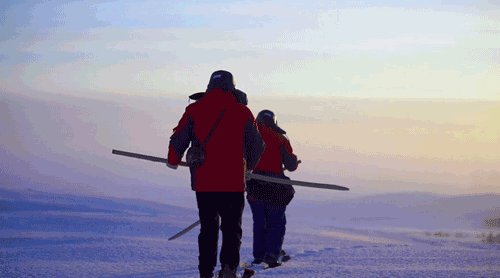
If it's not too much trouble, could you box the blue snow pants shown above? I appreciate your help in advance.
[247,198,287,263]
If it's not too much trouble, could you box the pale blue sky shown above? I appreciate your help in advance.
[1,0,499,99]
[1,0,499,199]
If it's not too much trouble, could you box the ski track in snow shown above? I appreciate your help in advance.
[1,190,500,277]
[2,227,500,277]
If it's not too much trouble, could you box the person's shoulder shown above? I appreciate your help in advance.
[229,101,253,116]
[184,102,198,113]
[260,125,286,140]
[273,130,289,142]
[238,102,252,113]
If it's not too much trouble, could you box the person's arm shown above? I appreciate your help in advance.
[243,117,265,170]
[281,139,298,172]
[167,112,194,168]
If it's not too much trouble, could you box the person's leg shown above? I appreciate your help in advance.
[263,203,287,264]
[196,192,220,277]
[218,192,245,272]
[277,211,287,255]
[247,198,268,263]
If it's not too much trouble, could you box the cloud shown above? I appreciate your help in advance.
[346,63,500,100]
[2,0,499,103]
[340,36,456,52]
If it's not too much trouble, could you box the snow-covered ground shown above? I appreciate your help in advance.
[1,188,499,277]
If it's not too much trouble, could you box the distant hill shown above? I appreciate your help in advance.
[0,187,199,238]
[0,187,196,216]
[2,188,498,233]
[288,192,500,230]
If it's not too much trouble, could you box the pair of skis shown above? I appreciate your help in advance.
[111,149,349,240]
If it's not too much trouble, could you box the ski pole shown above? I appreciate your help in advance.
[111,149,188,166]
[168,220,201,240]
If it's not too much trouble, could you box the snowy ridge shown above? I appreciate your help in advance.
[1,188,499,277]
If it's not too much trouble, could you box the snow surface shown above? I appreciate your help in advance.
[1,189,500,277]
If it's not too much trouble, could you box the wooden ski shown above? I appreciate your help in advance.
[112,149,349,191]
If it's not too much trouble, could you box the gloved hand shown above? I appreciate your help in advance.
[166,162,178,170]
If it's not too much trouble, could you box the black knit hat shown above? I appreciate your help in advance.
[206,70,236,92]
[256,110,286,134]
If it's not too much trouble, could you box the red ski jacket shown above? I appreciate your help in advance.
[252,124,298,175]
[168,88,265,192]
[246,123,298,206]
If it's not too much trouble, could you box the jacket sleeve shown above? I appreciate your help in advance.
[168,112,194,165]
[243,117,265,170]
[280,139,298,172]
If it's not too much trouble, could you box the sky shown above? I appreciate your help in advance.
[1,0,499,202]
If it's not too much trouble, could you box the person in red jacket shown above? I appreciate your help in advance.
[167,70,265,278]
[245,110,299,268]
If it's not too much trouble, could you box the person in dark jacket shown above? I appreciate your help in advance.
[167,70,265,278]
[245,109,299,268]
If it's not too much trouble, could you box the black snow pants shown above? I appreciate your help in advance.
[196,192,245,277]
